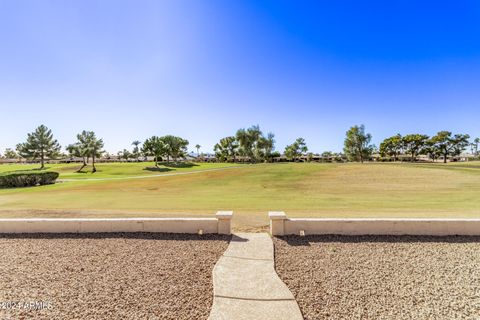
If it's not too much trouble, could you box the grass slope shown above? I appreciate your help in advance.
[0,162,236,179]
[0,162,479,229]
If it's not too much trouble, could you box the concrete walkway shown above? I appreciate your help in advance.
[208,233,303,320]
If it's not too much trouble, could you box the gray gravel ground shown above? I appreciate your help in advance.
[274,235,480,320]
[0,233,230,320]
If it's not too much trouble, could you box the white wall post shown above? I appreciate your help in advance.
[269,211,287,236]
[216,211,233,235]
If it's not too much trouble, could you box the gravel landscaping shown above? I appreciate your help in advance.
[0,233,230,319]
[274,235,480,320]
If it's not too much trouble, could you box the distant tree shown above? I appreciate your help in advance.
[284,138,308,162]
[236,125,260,162]
[379,134,403,161]
[67,130,101,172]
[471,138,480,156]
[423,138,441,162]
[402,134,429,162]
[132,140,141,161]
[16,125,61,169]
[118,149,131,161]
[431,131,470,163]
[160,135,189,162]
[343,125,373,163]
[258,132,276,162]
[4,148,18,159]
[235,125,275,163]
[306,152,314,162]
[214,136,239,162]
[195,144,201,158]
[270,151,281,160]
[66,143,85,170]
[86,132,104,173]
[142,136,165,167]
[321,151,333,159]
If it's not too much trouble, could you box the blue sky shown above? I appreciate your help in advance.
[1,0,479,153]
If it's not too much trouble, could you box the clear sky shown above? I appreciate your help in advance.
[1,0,479,154]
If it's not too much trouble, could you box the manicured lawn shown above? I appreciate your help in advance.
[0,162,236,179]
[0,162,479,229]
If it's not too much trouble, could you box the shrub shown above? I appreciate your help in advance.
[0,172,59,188]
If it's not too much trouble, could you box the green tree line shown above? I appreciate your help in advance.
[2,125,479,171]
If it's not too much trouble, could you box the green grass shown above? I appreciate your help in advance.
[0,162,236,179]
[0,161,479,230]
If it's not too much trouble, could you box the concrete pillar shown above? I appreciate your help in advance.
[216,211,233,235]
[269,212,287,236]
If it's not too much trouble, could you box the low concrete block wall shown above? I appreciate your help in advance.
[0,211,233,235]
[269,212,480,236]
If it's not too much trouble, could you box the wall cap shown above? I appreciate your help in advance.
[0,218,218,222]
[269,211,287,220]
[216,211,233,220]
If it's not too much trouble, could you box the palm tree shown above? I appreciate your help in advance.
[132,140,141,161]
[195,144,201,158]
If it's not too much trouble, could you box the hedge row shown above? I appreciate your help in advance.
[0,172,59,188]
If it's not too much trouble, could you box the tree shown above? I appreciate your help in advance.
[471,138,480,157]
[258,132,276,162]
[89,135,104,173]
[236,126,257,162]
[67,130,102,172]
[379,134,403,161]
[160,135,189,162]
[431,131,470,163]
[423,138,441,162]
[284,138,308,162]
[16,125,61,169]
[321,151,333,160]
[66,143,85,170]
[450,134,470,158]
[235,125,275,163]
[142,136,165,167]
[343,125,373,163]
[214,136,239,162]
[306,152,314,162]
[4,148,17,159]
[118,149,131,161]
[402,134,429,162]
[195,144,201,158]
[132,140,141,161]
